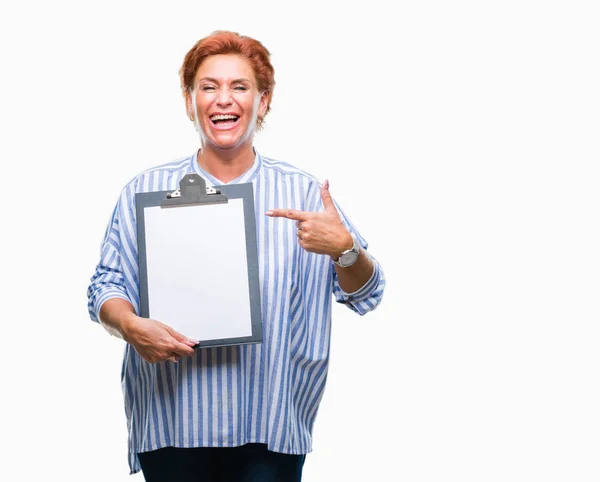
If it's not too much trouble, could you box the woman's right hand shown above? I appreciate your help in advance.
[123,315,198,363]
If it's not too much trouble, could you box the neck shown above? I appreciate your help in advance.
[197,144,255,184]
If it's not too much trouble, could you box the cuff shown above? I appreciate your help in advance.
[337,263,381,302]
[90,288,132,323]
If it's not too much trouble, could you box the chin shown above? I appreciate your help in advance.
[208,129,255,150]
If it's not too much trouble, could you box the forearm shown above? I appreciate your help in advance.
[99,298,197,362]
[99,298,139,342]
[332,248,374,293]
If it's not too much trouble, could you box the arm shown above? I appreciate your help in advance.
[99,298,197,363]
[266,179,385,311]
[332,237,375,294]
[88,190,197,363]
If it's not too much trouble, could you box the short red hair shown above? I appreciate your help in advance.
[180,31,275,129]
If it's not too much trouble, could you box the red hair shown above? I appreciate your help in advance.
[180,31,275,129]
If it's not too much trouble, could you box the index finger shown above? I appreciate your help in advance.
[265,209,309,221]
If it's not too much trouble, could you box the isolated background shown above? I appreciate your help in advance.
[1,1,599,481]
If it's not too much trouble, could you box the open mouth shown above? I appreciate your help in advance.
[210,114,240,126]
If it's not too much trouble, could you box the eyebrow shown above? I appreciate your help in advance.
[199,77,252,84]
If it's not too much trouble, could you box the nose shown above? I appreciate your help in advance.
[215,87,233,108]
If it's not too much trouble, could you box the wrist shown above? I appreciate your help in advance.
[330,232,354,260]
[332,233,360,268]
[121,312,141,343]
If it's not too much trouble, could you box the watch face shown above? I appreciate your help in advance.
[340,251,358,267]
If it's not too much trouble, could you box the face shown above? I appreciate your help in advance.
[187,54,268,152]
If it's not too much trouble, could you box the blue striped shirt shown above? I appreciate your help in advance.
[87,150,385,474]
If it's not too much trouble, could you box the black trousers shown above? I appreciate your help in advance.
[137,443,306,482]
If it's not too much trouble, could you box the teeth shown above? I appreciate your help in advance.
[210,114,238,121]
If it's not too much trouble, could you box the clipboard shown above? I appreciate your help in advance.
[135,174,262,348]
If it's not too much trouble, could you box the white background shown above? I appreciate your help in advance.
[1,1,599,481]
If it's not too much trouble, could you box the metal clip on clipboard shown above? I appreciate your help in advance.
[161,174,228,208]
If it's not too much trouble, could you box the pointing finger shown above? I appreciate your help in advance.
[265,209,309,221]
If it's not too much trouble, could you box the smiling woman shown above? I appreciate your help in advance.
[187,54,269,179]
[87,30,386,482]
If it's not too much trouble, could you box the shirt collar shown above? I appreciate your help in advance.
[191,148,262,186]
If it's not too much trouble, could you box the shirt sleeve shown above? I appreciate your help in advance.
[87,186,139,323]
[328,194,386,315]
[332,252,385,315]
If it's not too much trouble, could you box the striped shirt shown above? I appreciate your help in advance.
[87,150,385,474]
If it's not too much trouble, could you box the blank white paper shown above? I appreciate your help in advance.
[144,198,252,341]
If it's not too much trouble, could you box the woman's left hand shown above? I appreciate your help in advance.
[265,180,352,259]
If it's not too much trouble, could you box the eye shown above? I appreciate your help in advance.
[201,85,217,92]
[233,85,248,92]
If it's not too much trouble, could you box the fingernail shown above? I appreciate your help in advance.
[189,339,200,344]
[265,210,273,216]
[324,179,329,190]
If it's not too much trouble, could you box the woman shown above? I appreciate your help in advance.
[88,30,385,481]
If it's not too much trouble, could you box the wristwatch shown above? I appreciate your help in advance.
[333,236,360,268]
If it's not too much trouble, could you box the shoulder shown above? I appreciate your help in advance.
[260,154,321,188]
[121,154,194,195]
[137,154,193,176]
[258,154,324,210]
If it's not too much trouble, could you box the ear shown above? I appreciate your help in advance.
[257,91,270,118]
[185,91,194,121]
